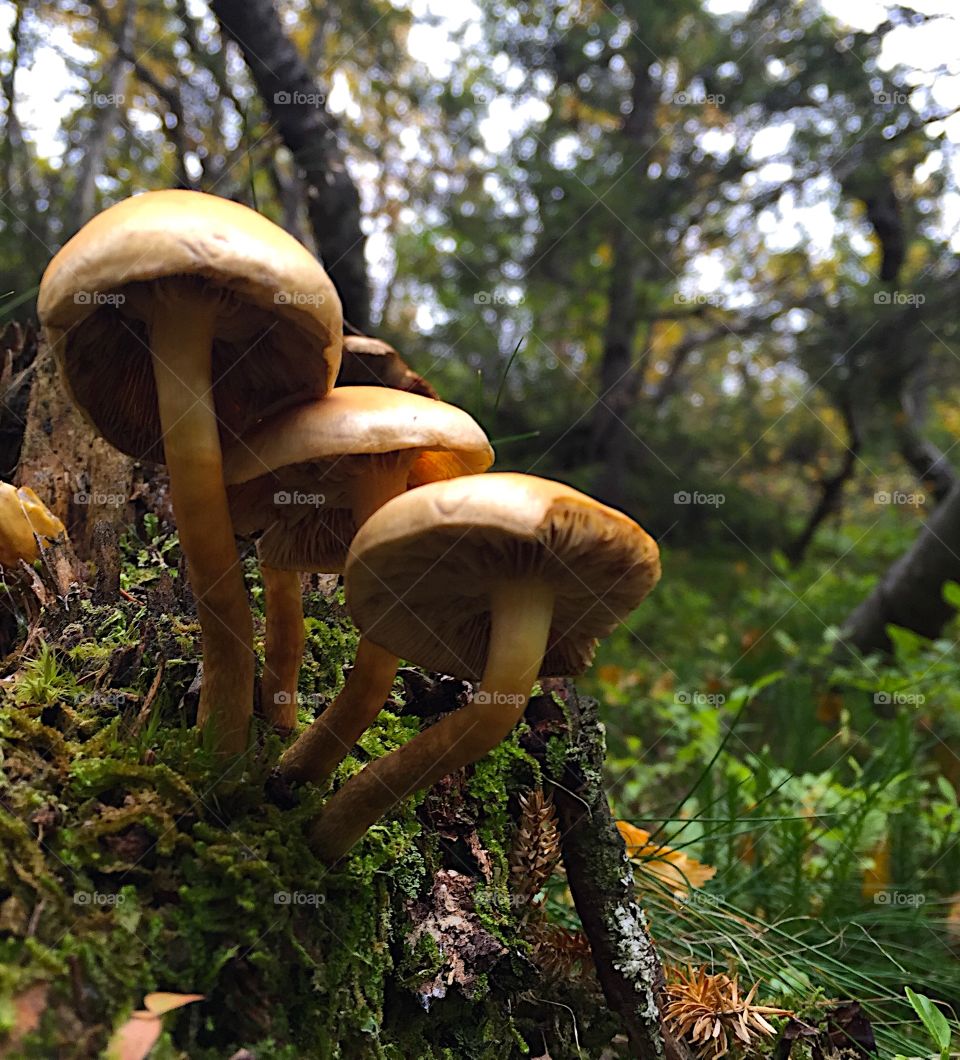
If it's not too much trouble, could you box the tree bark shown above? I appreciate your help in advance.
[15,342,148,560]
[525,682,685,1059]
[210,0,371,329]
[839,479,960,655]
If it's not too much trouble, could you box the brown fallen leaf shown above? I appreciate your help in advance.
[105,993,204,1060]
[0,982,49,1058]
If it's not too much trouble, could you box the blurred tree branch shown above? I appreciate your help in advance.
[786,395,860,566]
[69,0,134,227]
[87,0,194,189]
[209,0,370,329]
[839,477,960,655]
[897,369,957,503]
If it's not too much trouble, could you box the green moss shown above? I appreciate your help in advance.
[0,556,604,1058]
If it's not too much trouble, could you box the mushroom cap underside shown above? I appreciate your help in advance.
[37,190,342,462]
[222,387,492,486]
[344,473,661,679]
[224,388,494,573]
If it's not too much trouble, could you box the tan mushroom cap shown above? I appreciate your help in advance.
[344,473,661,679]
[223,386,494,572]
[38,190,342,462]
[0,483,66,568]
[338,334,438,398]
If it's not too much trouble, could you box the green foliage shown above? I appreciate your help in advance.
[904,988,955,1059]
[589,521,960,1055]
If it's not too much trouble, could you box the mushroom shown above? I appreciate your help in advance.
[221,385,493,751]
[338,334,438,398]
[0,483,66,569]
[306,472,661,862]
[38,190,342,754]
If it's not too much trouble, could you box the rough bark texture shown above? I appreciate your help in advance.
[14,341,159,558]
[839,479,960,654]
[0,321,38,479]
[210,0,371,329]
[526,682,684,1059]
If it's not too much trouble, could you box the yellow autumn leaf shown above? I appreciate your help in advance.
[142,992,204,1016]
[617,821,717,898]
[861,838,890,902]
[597,664,625,687]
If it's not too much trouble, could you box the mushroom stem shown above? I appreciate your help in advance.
[260,563,305,733]
[279,637,398,783]
[350,459,413,526]
[275,462,409,780]
[307,579,554,861]
[150,293,254,756]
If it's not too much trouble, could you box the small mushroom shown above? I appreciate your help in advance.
[338,334,438,398]
[0,483,66,569]
[38,190,342,755]
[221,386,493,746]
[307,473,661,862]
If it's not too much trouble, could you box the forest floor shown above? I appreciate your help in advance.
[0,519,953,1058]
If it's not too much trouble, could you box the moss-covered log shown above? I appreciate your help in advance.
[0,533,674,1058]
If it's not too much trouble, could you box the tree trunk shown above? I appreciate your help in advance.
[15,341,163,560]
[588,57,659,511]
[69,0,134,227]
[591,227,646,509]
[526,682,689,1059]
[839,479,960,654]
[210,0,371,330]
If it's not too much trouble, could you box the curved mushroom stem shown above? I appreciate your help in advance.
[276,456,411,779]
[151,289,254,756]
[279,637,398,783]
[260,562,305,734]
[307,579,555,862]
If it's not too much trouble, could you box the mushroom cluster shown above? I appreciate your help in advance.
[37,190,661,860]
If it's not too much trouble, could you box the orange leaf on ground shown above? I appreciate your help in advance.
[143,992,204,1016]
[616,821,717,898]
[105,993,203,1060]
[105,1016,162,1060]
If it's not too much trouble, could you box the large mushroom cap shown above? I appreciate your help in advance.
[38,190,342,462]
[223,386,494,572]
[344,473,661,679]
[0,483,66,568]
